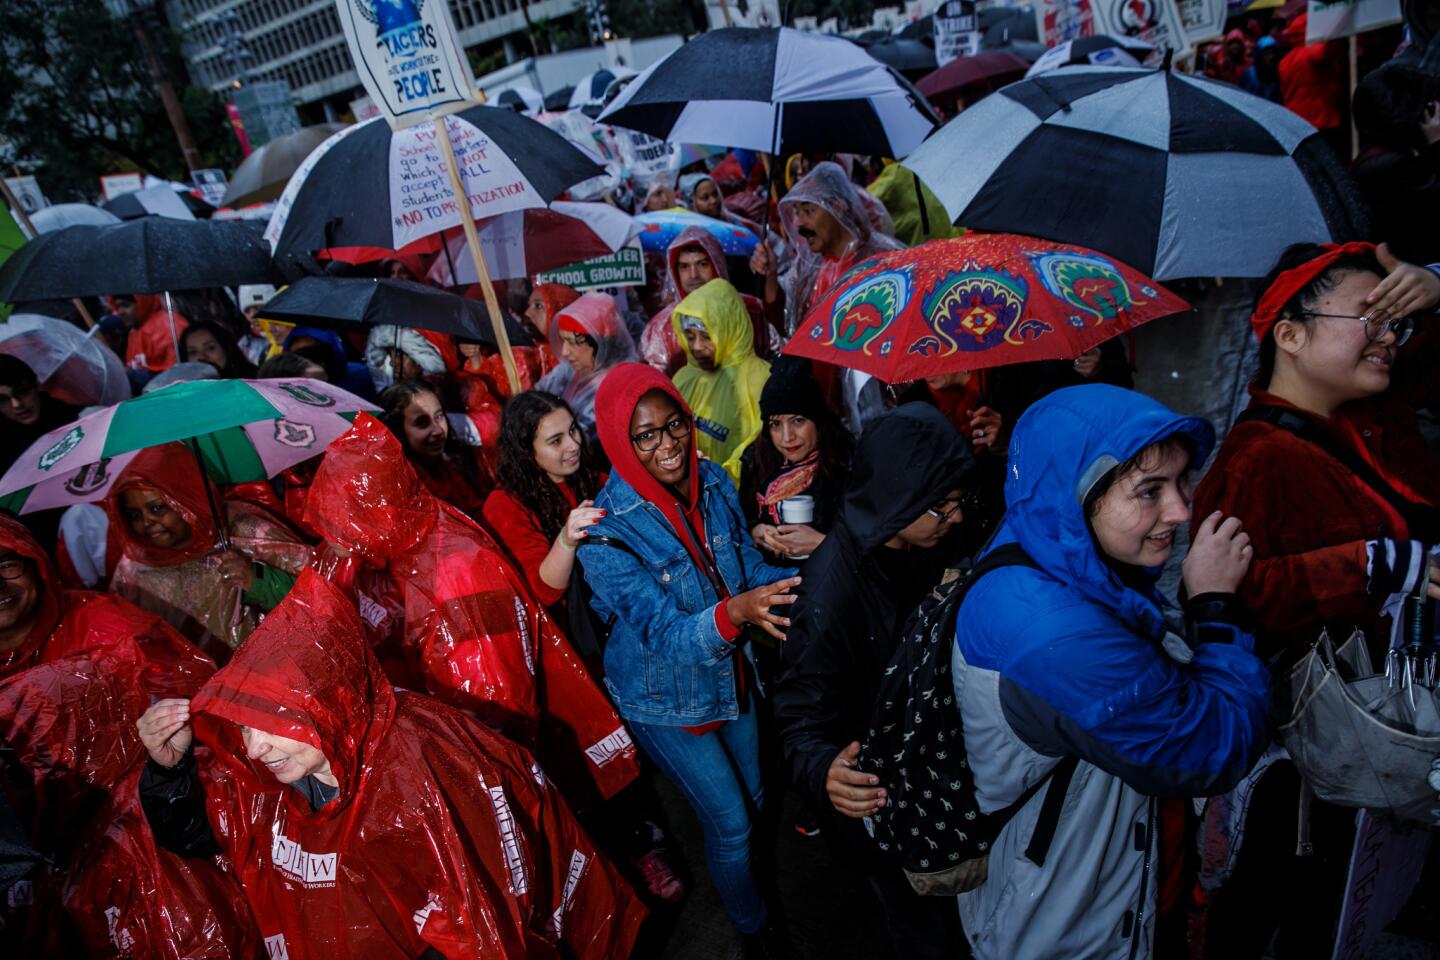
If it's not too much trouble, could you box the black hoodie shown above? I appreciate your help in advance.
[774,403,974,864]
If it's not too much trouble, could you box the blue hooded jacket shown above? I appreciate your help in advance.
[283,326,376,402]
[956,384,1271,797]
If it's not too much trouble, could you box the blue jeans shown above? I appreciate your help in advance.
[629,698,768,934]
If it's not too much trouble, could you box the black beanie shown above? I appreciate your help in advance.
[760,356,830,422]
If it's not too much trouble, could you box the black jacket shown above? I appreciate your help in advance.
[773,404,974,865]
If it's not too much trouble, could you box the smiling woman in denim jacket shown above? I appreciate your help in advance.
[579,363,800,959]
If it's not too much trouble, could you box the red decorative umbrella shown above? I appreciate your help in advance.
[916,52,1030,102]
[783,233,1189,384]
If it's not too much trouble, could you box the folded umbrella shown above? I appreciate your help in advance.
[903,66,1366,279]
[0,377,378,515]
[258,276,532,346]
[783,232,1189,383]
[0,219,279,302]
[634,208,759,256]
[0,314,130,407]
[264,108,604,258]
[599,27,940,158]
[862,36,938,76]
[221,123,348,208]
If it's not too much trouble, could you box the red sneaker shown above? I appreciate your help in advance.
[634,848,685,904]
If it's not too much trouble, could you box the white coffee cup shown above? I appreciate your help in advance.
[778,495,815,525]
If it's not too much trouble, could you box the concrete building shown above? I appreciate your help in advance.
[167,0,585,117]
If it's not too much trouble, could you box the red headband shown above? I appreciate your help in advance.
[1251,241,1376,342]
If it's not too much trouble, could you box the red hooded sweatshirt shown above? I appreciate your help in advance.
[0,516,257,958]
[190,568,646,959]
[125,293,189,373]
[593,364,745,734]
[305,414,640,804]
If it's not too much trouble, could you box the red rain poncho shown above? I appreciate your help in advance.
[190,568,646,959]
[305,414,640,804]
[124,294,189,373]
[0,516,257,958]
[104,443,313,655]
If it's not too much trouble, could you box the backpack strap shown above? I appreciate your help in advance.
[960,542,1081,868]
[1236,405,1440,542]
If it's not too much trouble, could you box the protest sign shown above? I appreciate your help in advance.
[99,173,143,202]
[192,169,229,208]
[1175,0,1228,46]
[1093,0,1187,52]
[387,115,546,248]
[3,177,48,215]
[1038,0,1097,47]
[933,0,981,66]
[535,241,646,290]
[333,0,477,129]
[618,130,679,182]
[1331,811,1430,960]
[1306,0,1403,41]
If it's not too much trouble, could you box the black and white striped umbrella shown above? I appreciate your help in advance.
[598,27,939,158]
[903,67,1367,279]
[264,105,602,258]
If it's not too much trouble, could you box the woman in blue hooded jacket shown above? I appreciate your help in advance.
[952,384,1271,960]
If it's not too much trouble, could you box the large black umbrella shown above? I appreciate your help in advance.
[903,66,1368,279]
[264,107,604,259]
[0,219,279,302]
[863,37,938,76]
[598,27,939,158]
[221,123,348,208]
[258,276,532,346]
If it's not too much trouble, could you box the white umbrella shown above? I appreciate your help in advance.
[427,201,637,284]
[24,204,121,236]
[0,314,130,407]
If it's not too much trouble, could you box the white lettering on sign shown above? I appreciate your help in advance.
[333,0,476,128]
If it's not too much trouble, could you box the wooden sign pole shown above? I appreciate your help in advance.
[433,116,521,395]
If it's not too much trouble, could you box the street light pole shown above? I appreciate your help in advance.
[107,0,203,173]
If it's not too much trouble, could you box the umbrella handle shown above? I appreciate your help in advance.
[186,437,232,553]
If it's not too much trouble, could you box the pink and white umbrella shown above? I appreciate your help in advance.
[0,377,377,515]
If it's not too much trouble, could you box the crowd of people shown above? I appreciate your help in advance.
[3,6,1440,959]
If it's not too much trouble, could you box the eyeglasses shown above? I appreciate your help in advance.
[0,558,27,581]
[926,498,964,522]
[631,415,692,453]
[1293,308,1413,346]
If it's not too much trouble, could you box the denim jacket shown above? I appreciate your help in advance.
[579,459,792,726]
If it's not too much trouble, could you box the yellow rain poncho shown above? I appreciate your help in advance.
[866,162,961,248]
[672,279,771,482]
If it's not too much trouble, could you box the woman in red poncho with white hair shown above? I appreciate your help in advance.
[135,566,646,959]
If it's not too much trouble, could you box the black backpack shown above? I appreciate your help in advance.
[567,535,638,665]
[859,543,1079,895]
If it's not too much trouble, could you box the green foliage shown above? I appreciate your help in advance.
[608,0,705,38]
[0,0,239,203]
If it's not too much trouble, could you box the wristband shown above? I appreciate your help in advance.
[559,530,576,550]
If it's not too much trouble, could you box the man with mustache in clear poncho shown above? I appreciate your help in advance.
[750,162,905,435]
